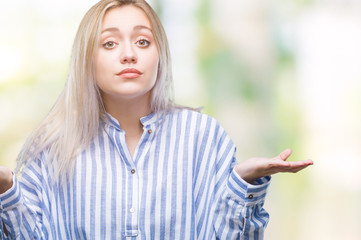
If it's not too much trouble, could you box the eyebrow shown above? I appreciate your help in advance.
[101,25,153,34]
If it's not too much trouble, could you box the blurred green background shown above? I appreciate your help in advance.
[1,0,361,239]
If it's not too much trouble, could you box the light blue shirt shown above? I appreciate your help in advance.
[0,109,270,239]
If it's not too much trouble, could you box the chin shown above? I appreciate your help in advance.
[115,90,152,101]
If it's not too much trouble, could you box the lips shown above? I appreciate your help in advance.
[117,68,142,79]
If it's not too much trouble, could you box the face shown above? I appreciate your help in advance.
[94,5,159,104]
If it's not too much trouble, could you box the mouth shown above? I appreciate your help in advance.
[116,68,143,79]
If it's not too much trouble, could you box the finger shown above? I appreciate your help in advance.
[265,159,314,176]
[265,158,290,170]
[289,163,314,173]
[280,160,313,173]
[304,159,314,165]
[263,159,292,175]
[291,165,310,173]
[277,148,292,161]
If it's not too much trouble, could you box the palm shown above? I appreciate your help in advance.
[235,149,313,184]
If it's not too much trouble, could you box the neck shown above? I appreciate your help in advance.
[103,94,152,137]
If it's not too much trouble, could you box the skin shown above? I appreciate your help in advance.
[0,6,313,196]
[235,149,313,184]
[94,6,159,156]
[94,6,314,177]
[0,166,12,194]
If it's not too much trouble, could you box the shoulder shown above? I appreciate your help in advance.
[19,151,55,182]
[164,107,226,136]
[168,109,236,163]
[166,107,217,123]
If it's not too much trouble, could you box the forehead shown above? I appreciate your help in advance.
[102,5,152,30]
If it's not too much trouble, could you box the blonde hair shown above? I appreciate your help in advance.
[15,0,174,181]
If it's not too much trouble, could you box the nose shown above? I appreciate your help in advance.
[121,43,137,64]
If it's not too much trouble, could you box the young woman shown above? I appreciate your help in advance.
[0,0,313,239]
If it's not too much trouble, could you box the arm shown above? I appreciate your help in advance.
[213,149,313,239]
[213,158,271,240]
[0,160,46,239]
[0,166,13,239]
[206,120,271,239]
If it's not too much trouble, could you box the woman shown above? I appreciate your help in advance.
[0,0,313,239]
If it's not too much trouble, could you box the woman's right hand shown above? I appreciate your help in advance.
[0,166,13,194]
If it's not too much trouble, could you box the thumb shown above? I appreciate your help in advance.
[277,148,292,161]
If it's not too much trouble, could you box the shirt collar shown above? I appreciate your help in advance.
[103,111,162,131]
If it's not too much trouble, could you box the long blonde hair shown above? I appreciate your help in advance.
[15,0,174,181]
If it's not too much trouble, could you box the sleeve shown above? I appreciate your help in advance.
[213,162,271,240]
[0,159,46,239]
[209,120,271,240]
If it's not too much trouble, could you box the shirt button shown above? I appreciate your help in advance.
[147,129,152,134]
[248,194,254,199]
[131,169,136,174]
[129,208,135,213]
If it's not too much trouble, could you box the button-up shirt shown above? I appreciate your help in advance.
[0,109,270,239]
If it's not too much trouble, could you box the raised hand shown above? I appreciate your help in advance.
[234,149,313,184]
[0,166,13,194]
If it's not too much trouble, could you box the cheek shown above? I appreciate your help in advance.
[149,53,160,77]
[95,55,112,83]
[143,46,159,69]
[95,50,116,73]
[149,59,159,86]
[94,54,103,79]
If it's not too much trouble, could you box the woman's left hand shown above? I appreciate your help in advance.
[234,149,313,184]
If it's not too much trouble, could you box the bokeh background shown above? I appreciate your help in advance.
[1,0,361,239]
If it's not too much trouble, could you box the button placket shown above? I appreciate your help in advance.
[127,165,139,234]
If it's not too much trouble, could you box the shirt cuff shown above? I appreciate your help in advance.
[226,168,271,205]
[0,174,22,211]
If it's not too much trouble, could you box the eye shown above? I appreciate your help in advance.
[102,41,118,49]
[136,39,150,47]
